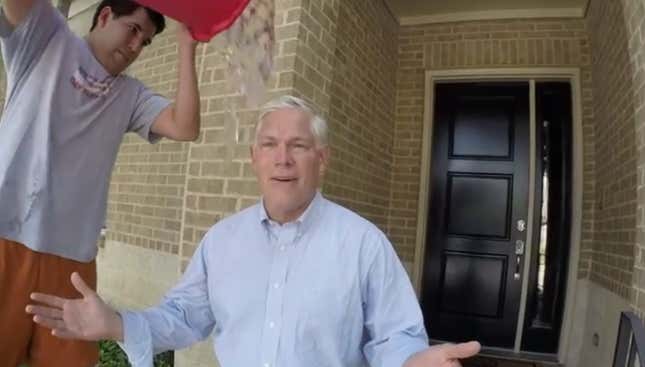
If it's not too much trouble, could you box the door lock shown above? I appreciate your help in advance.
[517,219,526,232]
[515,240,525,255]
[514,240,524,280]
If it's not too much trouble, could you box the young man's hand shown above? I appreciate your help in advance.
[177,24,198,50]
[2,0,37,27]
[26,272,124,342]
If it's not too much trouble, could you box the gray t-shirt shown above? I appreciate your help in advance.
[0,0,171,262]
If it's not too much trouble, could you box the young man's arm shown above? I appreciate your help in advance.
[0,0,65,82]
[150,24,201,142]
[2,0,37,27]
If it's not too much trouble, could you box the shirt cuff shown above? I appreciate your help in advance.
[117,310,154,367]
[391,339,430,367]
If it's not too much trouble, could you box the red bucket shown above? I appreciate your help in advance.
[134,0,251,41]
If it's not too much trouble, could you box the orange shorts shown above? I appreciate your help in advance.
[0,238,99,367]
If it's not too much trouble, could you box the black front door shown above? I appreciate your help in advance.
[421,83,530,348]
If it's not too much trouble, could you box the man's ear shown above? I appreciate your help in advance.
[318,146,330,177]
[96,6,113,28]
[250,145,261,176]
[250,145,256,163]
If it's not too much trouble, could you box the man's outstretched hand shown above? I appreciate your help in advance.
[404,341,481,367]
[26,272,123,342]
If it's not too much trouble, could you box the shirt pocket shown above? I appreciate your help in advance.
[296,274,363,344]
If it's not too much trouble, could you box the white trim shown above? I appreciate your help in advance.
[400,8,585,26]
[414,67,583,363]
[557,68,584,364]
[412,73,435,294]
[513,79,537,353]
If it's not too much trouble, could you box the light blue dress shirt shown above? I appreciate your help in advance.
[120,192,429,367]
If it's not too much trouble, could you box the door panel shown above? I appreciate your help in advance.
[451,98,513,159]
[446,174,512,239]
[440,251,507,318]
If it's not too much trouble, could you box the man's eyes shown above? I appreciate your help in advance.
[126,24,151,46]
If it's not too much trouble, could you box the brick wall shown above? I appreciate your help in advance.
[600,0,645,312]
[586,0,638,301]
[392,19,595,266]
[288,0,338,111]
[324,0,398,230]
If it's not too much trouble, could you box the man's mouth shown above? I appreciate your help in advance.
[272,177,297,183]
[116,50,130,62]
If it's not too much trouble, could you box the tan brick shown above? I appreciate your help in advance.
[226,179,259,196]
[187,178,224,195]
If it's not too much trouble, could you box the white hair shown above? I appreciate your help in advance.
[255,95,328,147]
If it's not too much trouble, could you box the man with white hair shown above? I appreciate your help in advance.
[27,95,481,367]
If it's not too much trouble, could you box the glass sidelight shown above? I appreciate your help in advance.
[521,82,572,353]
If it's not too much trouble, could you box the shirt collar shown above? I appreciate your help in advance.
[258,191,323,237]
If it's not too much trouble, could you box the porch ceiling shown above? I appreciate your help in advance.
[385,0,590,25]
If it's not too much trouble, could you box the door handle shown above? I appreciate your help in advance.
[514,240,524,280]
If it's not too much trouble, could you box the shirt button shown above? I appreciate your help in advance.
[279,245,286,251]
[269,321,275,328]
[273,282,280,289]
[264,363,270,367]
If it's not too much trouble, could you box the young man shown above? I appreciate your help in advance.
[0,0,202,365]
[26,95,481,367]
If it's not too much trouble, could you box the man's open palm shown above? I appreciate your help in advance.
[404,341,481,367]
[26,272,123,341]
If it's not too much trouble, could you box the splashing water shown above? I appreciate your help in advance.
[225,0,274,106]
[218,0,275,142]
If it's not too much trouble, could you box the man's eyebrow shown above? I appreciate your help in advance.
[257,136,312,143]
[257,135,277,139]
[289,137,311,143]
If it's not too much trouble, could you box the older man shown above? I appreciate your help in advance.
[26,95,480,367]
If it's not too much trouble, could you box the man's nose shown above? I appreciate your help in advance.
[128,36,144,54]
[275,144,293,165]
